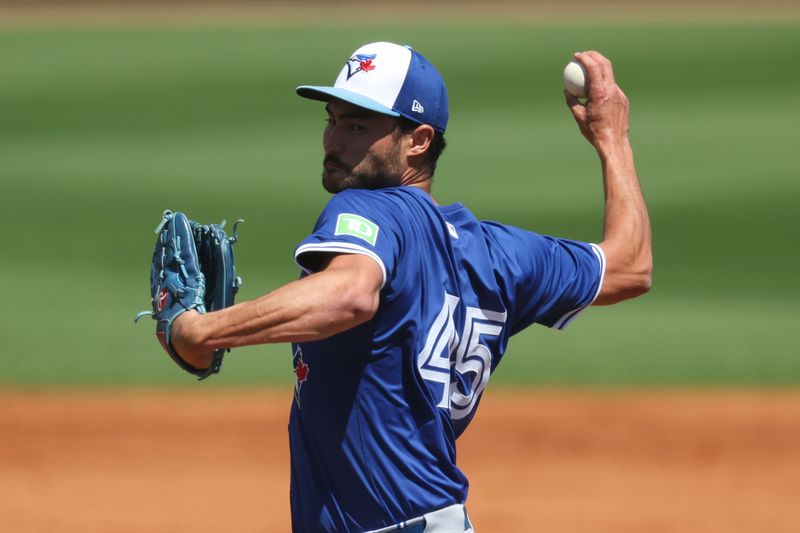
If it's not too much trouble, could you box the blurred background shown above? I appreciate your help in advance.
[1,1,798,531]
[1,0,798,388]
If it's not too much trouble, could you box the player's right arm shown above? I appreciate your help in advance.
[566,51,653,305]
[170,252,383,370]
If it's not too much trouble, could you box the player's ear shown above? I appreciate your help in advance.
[407,124,435,157]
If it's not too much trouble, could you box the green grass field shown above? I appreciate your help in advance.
[1,20,798,386]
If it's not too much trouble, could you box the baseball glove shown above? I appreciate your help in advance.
[136,210,243,380]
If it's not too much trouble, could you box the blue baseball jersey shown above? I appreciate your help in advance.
[289,186,605,532]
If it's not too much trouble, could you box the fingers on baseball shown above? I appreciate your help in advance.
[574,51,616,99]
[572,53,600,100]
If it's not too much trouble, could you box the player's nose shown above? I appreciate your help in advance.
[323,129,344,155]
[324,119,355,154]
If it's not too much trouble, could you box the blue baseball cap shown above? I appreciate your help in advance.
[297,42,449,133]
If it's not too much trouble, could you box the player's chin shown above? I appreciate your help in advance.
[322,170,352,194]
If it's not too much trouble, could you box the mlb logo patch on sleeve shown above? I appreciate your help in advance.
[335,213,380,246]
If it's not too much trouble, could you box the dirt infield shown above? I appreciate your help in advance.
[1,389,799,532]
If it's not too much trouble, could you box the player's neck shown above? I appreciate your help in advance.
[400,168,433,198]
[404,179,436,203]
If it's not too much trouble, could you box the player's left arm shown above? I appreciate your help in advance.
[566,51,653,305]
[170,253,383,370]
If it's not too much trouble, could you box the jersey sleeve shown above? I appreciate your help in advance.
[294,190,403,288]
[482,222,606,335]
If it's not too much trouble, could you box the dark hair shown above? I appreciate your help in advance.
[395,116,447,177]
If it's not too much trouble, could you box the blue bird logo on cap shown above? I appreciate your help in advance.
[345,53,377,80]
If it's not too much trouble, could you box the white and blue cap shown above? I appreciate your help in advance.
[297,42,449,133]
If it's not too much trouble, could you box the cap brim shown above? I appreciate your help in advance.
[296,86,400,118]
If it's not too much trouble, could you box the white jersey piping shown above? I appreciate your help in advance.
[551,243,606,330]
[295,242,388,288]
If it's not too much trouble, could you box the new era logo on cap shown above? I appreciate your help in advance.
[296,42,449,133]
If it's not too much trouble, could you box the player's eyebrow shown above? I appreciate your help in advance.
[325,103,373,120]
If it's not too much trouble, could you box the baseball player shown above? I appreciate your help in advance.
[169,42,652,532]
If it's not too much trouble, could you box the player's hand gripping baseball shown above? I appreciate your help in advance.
[565,51,630,152]
[563,51,652,305]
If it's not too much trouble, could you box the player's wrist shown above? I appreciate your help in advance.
[172,310,213,370]
[594,135,632,163]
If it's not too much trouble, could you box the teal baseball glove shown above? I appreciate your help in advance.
[136,210,243,380]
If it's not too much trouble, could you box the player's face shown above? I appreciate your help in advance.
[321,100,407,193]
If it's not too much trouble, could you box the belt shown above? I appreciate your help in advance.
[368,503,473,533]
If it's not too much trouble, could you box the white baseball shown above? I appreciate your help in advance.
[563,60,588,98]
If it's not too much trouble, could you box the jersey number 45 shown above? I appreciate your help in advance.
[417,293,507,420]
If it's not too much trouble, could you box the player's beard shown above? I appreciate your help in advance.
[322,139,404,194]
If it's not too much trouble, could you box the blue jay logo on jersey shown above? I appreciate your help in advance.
[345,53,377,80]
[293,346,310,408]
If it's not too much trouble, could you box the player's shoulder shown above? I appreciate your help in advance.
[327,186,433,215]
[317,187,433,241]
[333,185,429,202]
[478,219,528,240]
[476,219,551,257]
